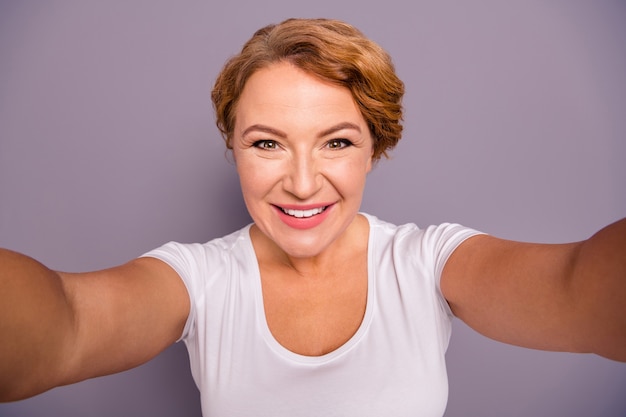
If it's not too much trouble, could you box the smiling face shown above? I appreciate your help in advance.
[232,62,374,259]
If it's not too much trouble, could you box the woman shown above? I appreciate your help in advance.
[1,18,624,417]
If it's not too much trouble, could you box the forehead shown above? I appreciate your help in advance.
[235,62,366,129]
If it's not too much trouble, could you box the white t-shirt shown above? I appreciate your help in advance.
[143,213,481,417]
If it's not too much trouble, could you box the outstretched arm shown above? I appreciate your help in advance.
[0,249,189,401]
[441,217,626,361]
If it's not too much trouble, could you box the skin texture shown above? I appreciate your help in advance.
[232,62,373,265]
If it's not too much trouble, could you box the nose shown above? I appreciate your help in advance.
[283,153,323,200]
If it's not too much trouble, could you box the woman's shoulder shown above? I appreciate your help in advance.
[362,212,483,255]
[140,223,255,272]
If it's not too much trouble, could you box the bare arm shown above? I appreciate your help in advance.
[0,249,189,401]
[441,218,626,361]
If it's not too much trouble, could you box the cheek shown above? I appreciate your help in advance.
[326,157,370,193]
[236,157,279,199]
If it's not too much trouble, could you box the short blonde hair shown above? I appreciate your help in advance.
[211,18,404,160]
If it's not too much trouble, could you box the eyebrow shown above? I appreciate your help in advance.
[241,122,361,139]
[241,124,287,139]
[318,122,362,138]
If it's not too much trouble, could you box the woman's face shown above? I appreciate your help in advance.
[232,62,373,259]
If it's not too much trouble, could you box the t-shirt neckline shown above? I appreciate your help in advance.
[244,213,377,365]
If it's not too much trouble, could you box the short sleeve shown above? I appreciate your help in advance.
[420,223,484,317]
[141,241,204,342]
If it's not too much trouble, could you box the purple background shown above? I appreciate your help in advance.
[1,1,625,416]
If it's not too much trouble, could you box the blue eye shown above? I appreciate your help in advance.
[253,140,278,150]
[327,139,352,149]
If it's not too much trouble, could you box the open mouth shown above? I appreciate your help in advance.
[279,206,328,218]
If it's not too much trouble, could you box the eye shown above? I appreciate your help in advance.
[253,140,279,150]
[326,139,353,149]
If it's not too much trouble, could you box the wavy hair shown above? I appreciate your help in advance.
[211,18,404,160]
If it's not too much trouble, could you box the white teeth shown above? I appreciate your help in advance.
[282,207,325,218]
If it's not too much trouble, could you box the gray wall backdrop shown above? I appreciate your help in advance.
[1,1,625,416]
